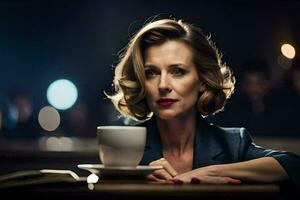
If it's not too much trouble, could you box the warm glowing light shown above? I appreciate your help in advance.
[43,136,74,151]
[281,43,296,59]
[38,106,60,131]
[59,137,74,150]
[45,137,60,149]
[47,79,78,110]
[38,136,77,151]
[88,183,95,190]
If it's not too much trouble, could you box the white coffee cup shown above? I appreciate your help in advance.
[96,126,146,167]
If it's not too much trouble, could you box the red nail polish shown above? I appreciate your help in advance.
[191,178,201,184]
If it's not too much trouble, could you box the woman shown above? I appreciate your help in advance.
[108,18,300,186]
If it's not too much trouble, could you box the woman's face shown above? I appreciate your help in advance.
[144,40,201,120]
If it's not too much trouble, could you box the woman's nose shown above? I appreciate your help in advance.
[158,73,172,93]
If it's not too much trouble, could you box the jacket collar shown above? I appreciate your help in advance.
[193,115,225,168]
[141,114,225,168]
[142,117,163,163]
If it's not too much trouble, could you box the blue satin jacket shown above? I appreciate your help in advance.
[139,115,300,188]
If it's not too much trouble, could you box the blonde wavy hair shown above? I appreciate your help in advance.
[107,18,235,121]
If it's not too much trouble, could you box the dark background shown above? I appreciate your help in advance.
[1,0,300,141]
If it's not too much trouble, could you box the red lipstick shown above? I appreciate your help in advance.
[157,98,177,106]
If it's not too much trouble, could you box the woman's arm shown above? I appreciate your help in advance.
[174,156,289,183]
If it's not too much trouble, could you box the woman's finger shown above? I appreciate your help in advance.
[146,174,162,181]
[225,177,242,184]
[159,158,178,177]
[152,169,173,180]
[190,176,242,184]
[150,158,178,177]
[146,174,173,184]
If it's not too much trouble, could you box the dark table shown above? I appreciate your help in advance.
[0,148,298,200]
[0,171,281,200]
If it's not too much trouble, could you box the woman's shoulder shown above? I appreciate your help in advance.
[203,119,252,142]
[218,126,250,137]
[199,119,255,162]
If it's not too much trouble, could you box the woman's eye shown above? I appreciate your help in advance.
[145,69,158,78]
[171,68,185,76]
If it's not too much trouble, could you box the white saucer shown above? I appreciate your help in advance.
[78,164,162,178]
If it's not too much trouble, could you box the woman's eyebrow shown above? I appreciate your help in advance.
[144,64,158,69]
[169,63,187,68]
[145,63,188,69]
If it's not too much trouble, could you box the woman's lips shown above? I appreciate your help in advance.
[157,99,178,106]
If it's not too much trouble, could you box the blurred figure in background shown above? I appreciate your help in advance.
[0,94,18,137]
[14,93,33,125]
[12,92,40,138]
[209,60,275,136]
[67,102,95,137]
[238,60,275,135]
[0,91,40,138]
[271,58,300,137]
[240,61,271,117]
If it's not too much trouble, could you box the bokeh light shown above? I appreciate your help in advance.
[0,99,18,132]
[44,136,74,151]
[47,79,78,110]
[38,136,85,151]
[281,43,296,59]
[38,106,60,131]
[5,103,18,131]
[87,173,99,184]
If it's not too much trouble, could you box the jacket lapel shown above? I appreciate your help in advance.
[193,116,225,168]
[139,117,163,165]
[140,115,226,167]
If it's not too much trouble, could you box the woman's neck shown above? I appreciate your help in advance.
[156,111,197,157]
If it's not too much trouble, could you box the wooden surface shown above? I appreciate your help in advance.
[89,181,280,199]
[1,178,281,200]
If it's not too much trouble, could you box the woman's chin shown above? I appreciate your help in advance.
[154,107,197,120]
[155,111,181,120]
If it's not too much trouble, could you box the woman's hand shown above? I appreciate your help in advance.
[146,158,178,184]
[172,165,242,184]
[147,158,241,184]
[147,157,287,185]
